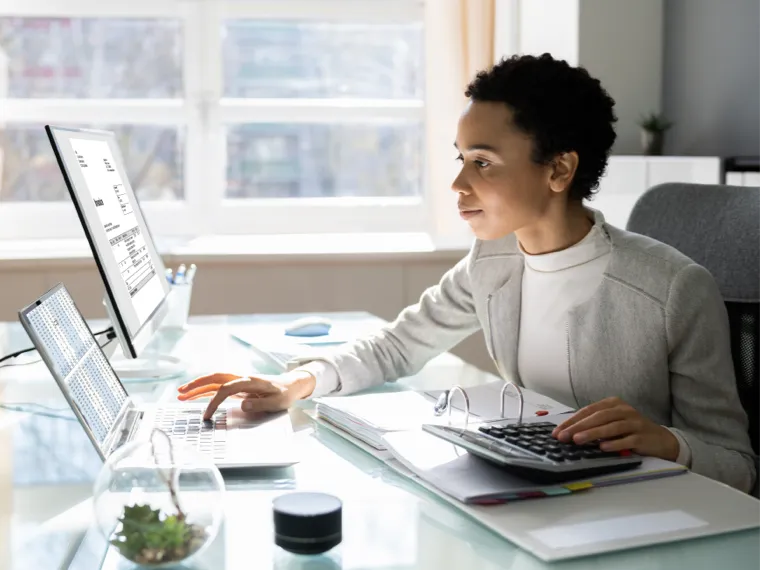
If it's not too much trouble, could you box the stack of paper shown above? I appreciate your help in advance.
[316,391,469,450]
[382,429,688,504]
[315,383,574,451]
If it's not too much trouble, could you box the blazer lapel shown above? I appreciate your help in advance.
[488,260,524,386]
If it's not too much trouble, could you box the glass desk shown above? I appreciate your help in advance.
[1,315,758,570]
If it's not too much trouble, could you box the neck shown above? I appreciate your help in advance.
[516,201,593,255]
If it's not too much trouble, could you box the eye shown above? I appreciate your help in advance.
[475,159,490,169]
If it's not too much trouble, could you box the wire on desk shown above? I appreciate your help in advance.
[0,333,116,420]
[0,326,114,364]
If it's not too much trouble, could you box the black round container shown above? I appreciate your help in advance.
[273,492,342,555]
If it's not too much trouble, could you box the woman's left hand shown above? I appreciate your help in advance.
[552,397,680,461]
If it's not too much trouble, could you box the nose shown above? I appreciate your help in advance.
[451,167,471,195]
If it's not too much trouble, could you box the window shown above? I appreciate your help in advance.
[0,1,426,240]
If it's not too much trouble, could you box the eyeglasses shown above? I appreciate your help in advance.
[433,381,525,429]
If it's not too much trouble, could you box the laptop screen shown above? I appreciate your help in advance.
[19,284,129,451]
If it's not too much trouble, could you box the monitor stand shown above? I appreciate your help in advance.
[109,353,186,380]
[102,295,188,381]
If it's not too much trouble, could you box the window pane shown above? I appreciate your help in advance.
[226,123,422,198]
[0,125,184,201]
[223,20,423,99]
[0,18,182,98]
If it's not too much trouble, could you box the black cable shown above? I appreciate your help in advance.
[0,326,114,364]
[0,332,116,370]
[0,335,117,419]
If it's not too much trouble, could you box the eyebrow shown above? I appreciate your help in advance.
[453,142,499,153]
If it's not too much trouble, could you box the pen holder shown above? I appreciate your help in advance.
[163,281,193,330]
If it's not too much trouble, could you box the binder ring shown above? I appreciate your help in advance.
[500,381,525,424]
[447,385,470,430]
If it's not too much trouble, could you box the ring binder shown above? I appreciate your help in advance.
[435,381,526,425]
[446,385,470,429]
[500,382,525,424]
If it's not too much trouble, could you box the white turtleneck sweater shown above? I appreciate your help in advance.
[516,224,611,407]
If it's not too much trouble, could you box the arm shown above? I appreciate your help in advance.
[295,243,483,397]
[666,263,757,492]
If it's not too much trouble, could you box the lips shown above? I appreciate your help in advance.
[458,208,483,220]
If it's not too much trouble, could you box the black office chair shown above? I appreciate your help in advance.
[626,183,759,490]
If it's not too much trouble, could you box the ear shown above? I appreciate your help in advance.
[548,152,579,194]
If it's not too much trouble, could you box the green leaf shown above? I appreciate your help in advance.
[110,503,200,563]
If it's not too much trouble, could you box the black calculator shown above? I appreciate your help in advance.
[422,417,642,484]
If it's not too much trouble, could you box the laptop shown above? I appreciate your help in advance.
[18,283,299,468]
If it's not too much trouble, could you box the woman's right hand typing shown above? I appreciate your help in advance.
[176,370,316,420]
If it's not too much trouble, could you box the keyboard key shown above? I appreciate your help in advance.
[581,449,604,459]
[547,453,565,462]
[528,446,546,455]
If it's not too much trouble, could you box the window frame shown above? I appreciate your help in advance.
[0,0,429,240]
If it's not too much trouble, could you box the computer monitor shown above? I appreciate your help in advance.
[45,125,183,378]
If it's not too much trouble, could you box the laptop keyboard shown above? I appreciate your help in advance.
[153,408,228,461]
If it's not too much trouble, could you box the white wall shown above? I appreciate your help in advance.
[579,0,664,155]
[662,0,760,156]
[517,0,580,64]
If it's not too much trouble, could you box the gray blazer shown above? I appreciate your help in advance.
[313,210,757,492]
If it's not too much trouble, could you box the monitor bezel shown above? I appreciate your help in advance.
[45,125,169,359]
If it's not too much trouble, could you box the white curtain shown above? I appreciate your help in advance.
[425,0,497,244]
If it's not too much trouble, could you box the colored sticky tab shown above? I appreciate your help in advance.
[518,491,546,499]
[564,481,594,492]
[473,498,508,505]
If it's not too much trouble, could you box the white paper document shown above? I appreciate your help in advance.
[69,137,163,324]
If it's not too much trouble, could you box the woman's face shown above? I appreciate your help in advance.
[452,101,557,241]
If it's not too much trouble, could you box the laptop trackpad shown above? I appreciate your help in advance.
[225,407,291,429]
[222,407,299,467]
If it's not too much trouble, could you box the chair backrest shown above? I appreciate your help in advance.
[626,183,760,458]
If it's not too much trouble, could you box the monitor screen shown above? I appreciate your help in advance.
[46,126,169,343]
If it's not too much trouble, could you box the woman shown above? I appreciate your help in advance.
[178,54,756,492]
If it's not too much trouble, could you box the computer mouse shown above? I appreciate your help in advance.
[284,316,332,337]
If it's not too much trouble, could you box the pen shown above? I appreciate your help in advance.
[174,263,186,285]
[185,263,197,284]
[165,268,173,284]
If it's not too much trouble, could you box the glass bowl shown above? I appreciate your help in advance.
[93,429,224,568]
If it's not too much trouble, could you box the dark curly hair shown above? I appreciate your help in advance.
[465,53,617,201]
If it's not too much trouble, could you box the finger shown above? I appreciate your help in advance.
[599,435,638,452]
[179,390,217,401]
[241,394,287,414]
[571,420,636,444]
[557,408,633,441]
[178,374,233,393]
[181,392,250,402]
[177,383,223,401]
[204,382,251,420]
[552,397,622,436]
